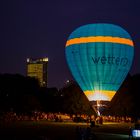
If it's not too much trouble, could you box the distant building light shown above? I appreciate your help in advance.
[26,57,48,87]
[27,58,30,62]
[43,58,49,62]
[66,80,70,83]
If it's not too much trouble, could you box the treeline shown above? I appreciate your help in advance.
[0,73,140,119]
[0,74,96,116]
[103,74,140,119]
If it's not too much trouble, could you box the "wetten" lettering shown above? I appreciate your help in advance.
[91,56,128,66]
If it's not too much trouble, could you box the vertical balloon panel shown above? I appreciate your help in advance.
[65,23,134,101]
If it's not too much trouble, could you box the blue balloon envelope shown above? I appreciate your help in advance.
[65,23,134,101]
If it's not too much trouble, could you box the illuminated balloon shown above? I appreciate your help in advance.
[65,23,134,101]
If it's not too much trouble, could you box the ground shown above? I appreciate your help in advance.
[0,121,135,140]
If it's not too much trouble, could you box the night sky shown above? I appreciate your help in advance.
[1,0,140,89]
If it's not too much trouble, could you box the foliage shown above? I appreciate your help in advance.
[103,74,140,119]
[0,74,41,113]
[1,73,140,119]
[60,81,97,116]
[38,87,60,112]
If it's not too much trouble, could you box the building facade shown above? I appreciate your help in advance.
[27,57,48,87]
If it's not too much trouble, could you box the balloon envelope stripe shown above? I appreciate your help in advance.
[66,36,134,47]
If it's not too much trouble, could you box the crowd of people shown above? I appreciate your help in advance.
[0,111,72,122]
[0,111,133,124]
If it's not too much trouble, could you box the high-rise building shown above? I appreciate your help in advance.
[26,57,48,87]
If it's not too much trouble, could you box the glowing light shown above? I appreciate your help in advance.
[132,130,140,137]
[84,90,116,101]
[27,58,30,62]
[43,58,49,62]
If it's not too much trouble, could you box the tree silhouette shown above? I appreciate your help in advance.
[0,74,40,113]
[103,74,140,119]
[60,81,96,116]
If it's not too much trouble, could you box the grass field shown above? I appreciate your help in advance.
[0,121,134,140]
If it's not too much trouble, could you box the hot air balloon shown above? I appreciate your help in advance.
[65,23,134,114]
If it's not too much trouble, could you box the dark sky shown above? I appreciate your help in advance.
[1,0,140,89]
